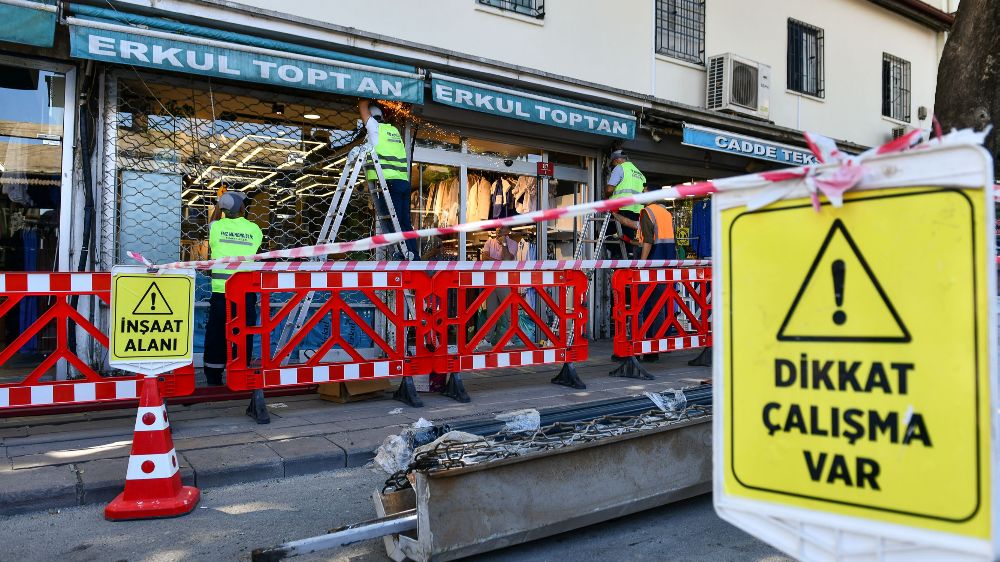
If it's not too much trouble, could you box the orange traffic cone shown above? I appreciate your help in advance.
[105,377,199,520]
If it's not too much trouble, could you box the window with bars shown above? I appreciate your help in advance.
[787,19,824,98]
[478,0,544,18]
[655,0,705,65]
[882,53,911,122]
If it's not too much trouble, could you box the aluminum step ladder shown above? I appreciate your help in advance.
[275,143,414,356]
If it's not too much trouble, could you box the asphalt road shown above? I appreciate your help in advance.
[0,467,791,562]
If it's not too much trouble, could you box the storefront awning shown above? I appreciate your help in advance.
[0,0,57,48]
[682,124,820,166]
[431,75,636,140]
[66,14,424,104]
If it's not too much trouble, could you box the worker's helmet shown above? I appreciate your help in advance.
[369,104,384,121]
[218,191,247,214]
[610,150,627,161]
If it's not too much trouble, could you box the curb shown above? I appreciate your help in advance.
[0,430,385,516]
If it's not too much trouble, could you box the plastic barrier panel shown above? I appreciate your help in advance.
[224,271,432,390]
[611,268,712,357]
[430,270,589,373]
[0,272,194,410]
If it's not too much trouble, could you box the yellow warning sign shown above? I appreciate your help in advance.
[111,271,194,363]
[721,187,991,538]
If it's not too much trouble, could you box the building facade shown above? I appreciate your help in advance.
[0,0,954,364]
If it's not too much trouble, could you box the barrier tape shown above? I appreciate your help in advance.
[173,258,712,272]
[133,127,978,272]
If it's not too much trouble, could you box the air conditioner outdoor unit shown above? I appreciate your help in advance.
[706,53,771,120]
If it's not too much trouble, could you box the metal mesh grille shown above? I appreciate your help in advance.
[478,0,544,18]
[882,53,911,122]
[655,0,705,65]
[101,74,383,281]
[706,55,725,110]
[787,19,824,98]
[730,60,759,110]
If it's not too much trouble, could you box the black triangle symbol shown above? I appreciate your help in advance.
[132,282,174,316]
[776,219,910,343]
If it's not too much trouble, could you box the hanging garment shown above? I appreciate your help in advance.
[515,239,537,344]
[19,227,38,353]
[690,198,712,258]
[512,176,537,214]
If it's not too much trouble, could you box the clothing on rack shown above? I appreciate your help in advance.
[690,198,711,258]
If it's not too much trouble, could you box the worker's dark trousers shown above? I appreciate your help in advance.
[373,179,419,260]
[203,292,257,386]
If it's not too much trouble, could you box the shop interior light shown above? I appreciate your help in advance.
[276,194,295,204]
[303,113,322,120]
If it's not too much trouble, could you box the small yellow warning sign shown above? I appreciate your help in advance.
[111,270,194,364]
[720,186,991,539]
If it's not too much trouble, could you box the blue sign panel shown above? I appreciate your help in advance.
[682,124,820,166]
[0,0,56,48]
[432,76,635,139]
[69,24,424,104]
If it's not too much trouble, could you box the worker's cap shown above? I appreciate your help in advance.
[369,104,384,119]
[218,191,247,213]
[610,150,627,160]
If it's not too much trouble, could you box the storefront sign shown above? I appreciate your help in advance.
[68,22,424,104]
[432,76,635,139]
[111,266,195,376]
[0,0,57,48]
[683,124,819,166]
[536,162,555,178]
[714,146,997,560]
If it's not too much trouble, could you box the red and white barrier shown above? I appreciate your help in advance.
[0,272,194,411]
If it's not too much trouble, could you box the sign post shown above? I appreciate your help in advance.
[110,265,196,376]
[713,144,998,560]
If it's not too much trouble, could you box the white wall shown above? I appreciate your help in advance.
[698,0,941,145]
[215,0,944,147]
[231,0,651,94]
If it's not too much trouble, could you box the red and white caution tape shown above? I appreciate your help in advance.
[171,258,712,272]
[133,127,977,272]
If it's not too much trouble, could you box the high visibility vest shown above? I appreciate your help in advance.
[611,162,645,213]
[637,203,675,245]
[209,217,263,293]
[367,122,410,182]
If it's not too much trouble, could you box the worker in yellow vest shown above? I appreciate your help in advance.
[359,100,418,260]
[636,199,677,361]
[203,191,263,388]
[606,150,645,259]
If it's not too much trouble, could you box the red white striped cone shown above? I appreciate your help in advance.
[104,377,199,520]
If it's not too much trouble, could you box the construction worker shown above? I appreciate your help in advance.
[359,99,418,260]
[636,197,677,362]
[606,150,645,259]
[203,191,263,388]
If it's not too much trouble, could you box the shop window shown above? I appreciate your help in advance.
[478,0,544,19]
[0,63,67,368]
[655,0,705,65]
[787,19,825,98]
[882,53,911,122]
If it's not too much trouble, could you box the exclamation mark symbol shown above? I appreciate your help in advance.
[831,259,846,325]
[150,292,156,311]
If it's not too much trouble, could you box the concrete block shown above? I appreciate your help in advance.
[182,442,283,488]
[255,421,344,441]
[173,432,263,453]
[327,426,403,468]
[0,465,79,515]
[266,436,346,477]
[11,439,133,469]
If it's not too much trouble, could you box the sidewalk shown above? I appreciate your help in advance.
[0,341,711,515]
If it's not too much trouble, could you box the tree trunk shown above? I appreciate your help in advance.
[934,0,999,174]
